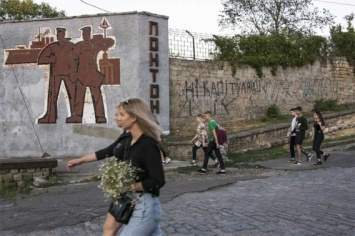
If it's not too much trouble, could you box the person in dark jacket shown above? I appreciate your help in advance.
[67,98,165,235]
[312,111,330,165]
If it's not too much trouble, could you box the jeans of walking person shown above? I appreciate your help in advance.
[289,136,296,158]
[202,142,225,170]
[312,131,324,159]
[192,144,216,161]
[119,193,162,236]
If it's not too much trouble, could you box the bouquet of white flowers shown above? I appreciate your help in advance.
[98,157,140,204]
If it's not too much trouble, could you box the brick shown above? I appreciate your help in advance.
[13,173,23,181]
[1,173,13,183]
[0,170,10,174]
[10,169,19,174]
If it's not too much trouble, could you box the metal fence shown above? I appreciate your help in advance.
[168,28,219,60]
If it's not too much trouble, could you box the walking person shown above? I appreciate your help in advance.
[67,98,165,236]
[190,114,218,166]
[287,108,297,162]
[197,111,226,174]
[294,106,311,165]
[312,111,330,165]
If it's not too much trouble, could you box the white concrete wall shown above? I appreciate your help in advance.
[0,12,169,158]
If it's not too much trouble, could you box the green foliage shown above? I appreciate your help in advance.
[211,33,328,77]
[329,13,355,69]
[266,105,281,118]
[0,0,65,21]
[313,100,355,112]
[0,180,31,199]
[219,0,334,35]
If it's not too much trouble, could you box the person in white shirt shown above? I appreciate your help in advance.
[287,108,297,162]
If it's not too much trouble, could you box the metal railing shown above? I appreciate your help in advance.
[168,28,220,60]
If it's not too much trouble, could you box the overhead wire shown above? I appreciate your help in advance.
[79,0,111,13]
[0,35,45,155]
[313,0,355,7]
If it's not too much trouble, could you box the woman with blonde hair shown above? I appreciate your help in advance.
[67,98,165,236]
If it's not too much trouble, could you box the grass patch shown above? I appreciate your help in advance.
[228,146,289,165]
[0,183,32,199]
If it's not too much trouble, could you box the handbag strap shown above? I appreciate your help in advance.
[131,192,145,205]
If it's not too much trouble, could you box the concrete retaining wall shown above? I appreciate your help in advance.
[169,58,355,136]
[165,109,355,161]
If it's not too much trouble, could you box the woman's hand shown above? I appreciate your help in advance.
[67,159,82,170]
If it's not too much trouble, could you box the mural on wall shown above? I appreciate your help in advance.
[4,17,119,124]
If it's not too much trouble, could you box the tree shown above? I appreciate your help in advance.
[329,13,355,68]
[219,0,334,35]
[0,0,65,21]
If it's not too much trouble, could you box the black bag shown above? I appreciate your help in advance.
[108,193,142,224]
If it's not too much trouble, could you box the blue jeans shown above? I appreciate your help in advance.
[119,193,162,236]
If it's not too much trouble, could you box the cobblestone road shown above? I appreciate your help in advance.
[3,166,354,236]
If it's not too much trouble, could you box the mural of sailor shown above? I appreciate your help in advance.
[37,27,75,123]
[66,26,114,123]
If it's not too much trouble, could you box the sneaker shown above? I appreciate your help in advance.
[314,161,322,165]
[307,153,313,162]
[165,157,171,164]
[294,161,302,165]
[323,153,330,162]
[190,161,197,166]
[162,161,166,165]
[287,158,295,163]
[216,170,226,175]
[214,161,219,168]
[196,169,206,175]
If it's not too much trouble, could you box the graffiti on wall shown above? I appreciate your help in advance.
[174,72,338,119]
[4,17,119,124]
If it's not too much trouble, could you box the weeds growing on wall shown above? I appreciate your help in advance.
[210,16,355,77]
[210,33,328,77]
[259,104,289,122]
[313,99,355,112]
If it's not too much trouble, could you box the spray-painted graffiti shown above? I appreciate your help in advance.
[175,78,265,118]
[178,78,263,99]
[3,17,119,124]
[174,72,339,119]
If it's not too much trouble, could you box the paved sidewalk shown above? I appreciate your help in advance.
[1,145,354,235]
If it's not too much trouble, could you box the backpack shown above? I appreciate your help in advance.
[216,126,228,145]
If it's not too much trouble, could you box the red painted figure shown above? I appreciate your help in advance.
[37,27,75,123]
[66,26,114,123]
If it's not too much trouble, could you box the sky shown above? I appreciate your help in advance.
[34,0,355,36]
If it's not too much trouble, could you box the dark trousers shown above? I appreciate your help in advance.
[289,136,296,158]
[202,142,225,170]
[192,145,216,161]
[312,132,324,160]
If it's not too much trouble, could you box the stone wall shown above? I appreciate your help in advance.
[169,58,355,136]
[165,109,355,161]
[0,158,57,188]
